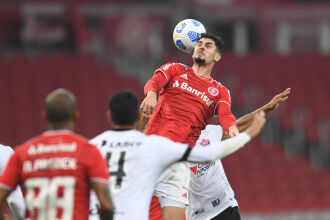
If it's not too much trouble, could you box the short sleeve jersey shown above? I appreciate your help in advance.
[0,131,109,220]
[145,62,233,147]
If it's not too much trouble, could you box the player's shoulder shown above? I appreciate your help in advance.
[204,124,223,136]
[212,79,228,90]
[159,62,189,71]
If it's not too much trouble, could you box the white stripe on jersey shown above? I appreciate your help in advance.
[187,125,238,220]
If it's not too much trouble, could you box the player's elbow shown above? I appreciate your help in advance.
[99,203,114,220]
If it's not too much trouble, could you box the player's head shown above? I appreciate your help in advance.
[108,90,139,127]
[192,33,224,65]
[44,88,78,130]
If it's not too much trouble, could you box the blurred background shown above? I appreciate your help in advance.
[0,0,329,219]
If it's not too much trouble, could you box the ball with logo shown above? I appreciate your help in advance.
[173,19,206,54]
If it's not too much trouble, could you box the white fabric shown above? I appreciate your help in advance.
[158,195,186,208]
[88,130,189,220]
[0,145,25,220]
[186,125,239,220]
[88,129,251,220]
[154,162,190,206]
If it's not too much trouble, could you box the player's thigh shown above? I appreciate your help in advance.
[210,206,241,220]
[154,162,190,206]
[162,206,185,220]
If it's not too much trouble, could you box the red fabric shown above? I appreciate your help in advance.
[144,71,168,95]
[0,131,109,220]
[149,196,162,220]
[145,63,236,147]
[216,102,237,133]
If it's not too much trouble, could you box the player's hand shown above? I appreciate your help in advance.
[4,214,10,220]
[246,111,266,138]
[228,125,239,137]
[140,91,157,115]
[136,111,150,132]
[265,88,291,113]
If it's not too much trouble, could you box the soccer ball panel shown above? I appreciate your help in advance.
[173,19,206,53]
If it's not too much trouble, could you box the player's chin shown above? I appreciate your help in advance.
[193,57,205,64]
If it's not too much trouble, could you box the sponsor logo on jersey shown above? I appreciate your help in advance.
[190,161,216,178]
[28,142,77,155]
[172,80,214,106]
[180,73,188,80]
[208,87,219,96]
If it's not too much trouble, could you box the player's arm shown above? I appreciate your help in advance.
[185,112,266,162]
[0,188,11,220]
[91,182,114,220]
[87,145,114,220]
[216,87,238,137]
[0,153,20,220]
[140,63,174,115]
[222,88,291,140]
[135,112,150,132]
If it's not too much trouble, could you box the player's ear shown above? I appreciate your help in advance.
[107,110,112,124]
[73,110,80,122]
[214,53,221,63]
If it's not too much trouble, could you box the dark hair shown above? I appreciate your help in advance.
[45,88,76,124]
[198,33,225,54]
[109,90,139,126]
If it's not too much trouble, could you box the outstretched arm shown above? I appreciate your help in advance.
[222,88,291,140]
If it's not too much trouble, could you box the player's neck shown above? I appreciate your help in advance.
[47,121,75,131]
[192,64,212,79]
[112,124,135,130]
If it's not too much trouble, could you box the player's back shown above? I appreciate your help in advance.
[14,130,105,220]
[89,129,188,220]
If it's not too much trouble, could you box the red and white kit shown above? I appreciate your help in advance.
[145,62,236,218]
[0,130,109,220]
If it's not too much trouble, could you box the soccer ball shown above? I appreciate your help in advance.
[173,19,206,53]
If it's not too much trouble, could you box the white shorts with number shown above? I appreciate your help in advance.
[153,162,190,207]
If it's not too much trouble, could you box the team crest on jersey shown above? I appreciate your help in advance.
[208,87,219,96]
[200,139,210,146]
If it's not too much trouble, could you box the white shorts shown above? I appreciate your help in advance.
[153,162,190,207]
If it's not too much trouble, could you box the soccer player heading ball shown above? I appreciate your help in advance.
[141,33,239,220]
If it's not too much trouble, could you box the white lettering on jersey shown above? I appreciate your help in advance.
[173,80,214,106]
[28,143,77,155]
[23,157,77,173]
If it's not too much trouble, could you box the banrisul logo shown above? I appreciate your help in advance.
[173,80,213,106]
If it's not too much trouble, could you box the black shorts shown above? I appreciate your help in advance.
[210,206,241,220]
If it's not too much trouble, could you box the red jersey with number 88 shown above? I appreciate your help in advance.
[144,63,236,147]
[0,131,109,220]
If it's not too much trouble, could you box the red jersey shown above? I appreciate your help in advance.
[144,62,236,147]
[0,130,109,220]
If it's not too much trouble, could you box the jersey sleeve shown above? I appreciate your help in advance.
[151,136,190,166]
[187,132,251,162]
[144,63,176,95]
[85,144,109,184]
[0,153,21,191]
[215,87,236,133]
